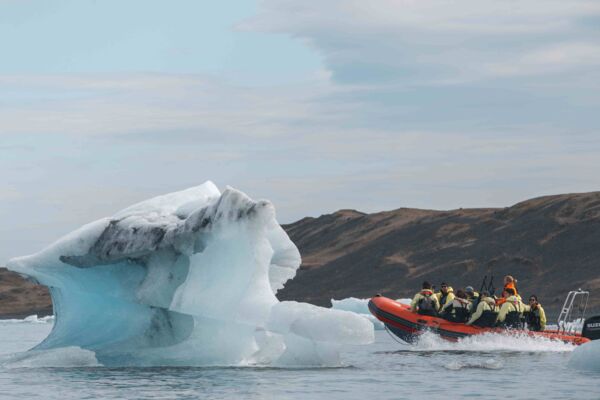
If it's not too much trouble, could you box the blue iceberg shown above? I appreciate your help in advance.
[7,182,373,367]
[569,339,600,372]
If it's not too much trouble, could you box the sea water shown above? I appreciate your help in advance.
[1,318,598,399]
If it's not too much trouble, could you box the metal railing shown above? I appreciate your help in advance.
[557,289,589,334]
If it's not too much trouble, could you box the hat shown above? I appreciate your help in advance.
[465,286,474,293]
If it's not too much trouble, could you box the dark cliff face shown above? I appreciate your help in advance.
[1,191,600,319]
[277,192,600,318]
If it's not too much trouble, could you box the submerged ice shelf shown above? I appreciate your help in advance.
[331,297,412,330]
[6,182,373,367]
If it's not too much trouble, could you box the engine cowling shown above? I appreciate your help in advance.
[582,315,600,341]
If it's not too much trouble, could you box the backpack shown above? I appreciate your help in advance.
[472,310,499,327]
[502,301,523,329]
[452,306,470,323]
[418,294,437,316]
[444,300,469,323]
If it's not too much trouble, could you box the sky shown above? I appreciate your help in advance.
[1,0,600,264]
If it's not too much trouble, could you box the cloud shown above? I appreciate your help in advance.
[1,70,600,265]
[240,0,600,84]
[242,0,598,34]
[0,73,332,138]
[0,186,23,201]
[486,42,600,77]
[2,1,600,263]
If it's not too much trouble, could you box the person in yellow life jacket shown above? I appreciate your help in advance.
[496,288,525,328]
[411,281,440,317]
[466,291,498,327]
[441,289,471,323]
[524,295,547,331]
[436,282,455,312]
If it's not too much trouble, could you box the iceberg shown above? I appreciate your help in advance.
[6,182,373,367]
[331,297,412,330]
[331,297,384,330]
[568,340,600,372]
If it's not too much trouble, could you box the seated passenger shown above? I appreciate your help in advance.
[435,282,455,312]
[465,286,479,312]
[524,295,547,332]
[465,286,479,301]
[496,288,525,328]
[441,289,471,323]
[411,281,440,316]
[466,291,498,327]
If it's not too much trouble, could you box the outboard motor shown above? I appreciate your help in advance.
[582,315,600,341]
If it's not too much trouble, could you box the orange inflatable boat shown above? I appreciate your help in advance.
[368,295,591,345]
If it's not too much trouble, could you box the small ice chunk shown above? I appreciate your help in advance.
[569,340,600,371]
[1,347,101,368]
[331,297,385,330]
[270,301,374,344]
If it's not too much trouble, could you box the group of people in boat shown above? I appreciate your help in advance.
[410,275,547,331]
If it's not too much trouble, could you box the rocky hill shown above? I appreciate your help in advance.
[277,192,600,318]
[1,191,599,319]
[0,268,51,319]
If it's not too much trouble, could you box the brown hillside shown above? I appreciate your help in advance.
[278,192,600,319]
[0,268,52,318]
[1,191,599,320]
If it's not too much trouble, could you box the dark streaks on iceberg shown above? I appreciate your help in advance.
[145,308,194,347]
[58,189,265,269]
[6,181,373,367]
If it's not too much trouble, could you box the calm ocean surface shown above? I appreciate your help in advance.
[1,319,598,400]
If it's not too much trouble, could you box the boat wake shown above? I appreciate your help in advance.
[443,358,504,370]
[401,331,577,353]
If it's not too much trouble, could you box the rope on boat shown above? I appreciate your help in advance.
[384,324,409,346]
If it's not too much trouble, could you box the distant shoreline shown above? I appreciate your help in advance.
[0,308,53,320]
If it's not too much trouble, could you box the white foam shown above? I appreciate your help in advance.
[444,358,504,370]
[408,331,577,353]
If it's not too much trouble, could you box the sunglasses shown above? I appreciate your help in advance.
[529,299,536,302]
